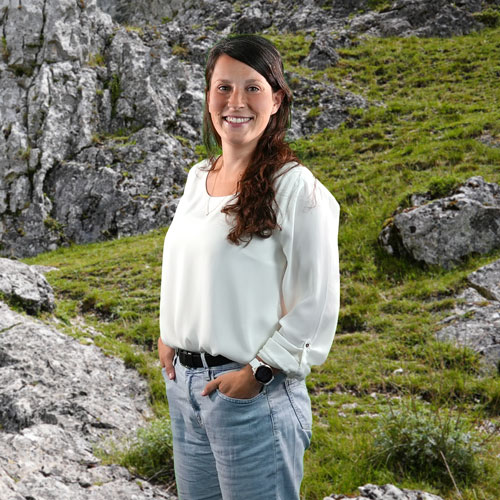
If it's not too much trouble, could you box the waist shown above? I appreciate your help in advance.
[176,349,234,368]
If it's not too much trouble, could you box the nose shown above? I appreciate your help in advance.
[228,87,244,109]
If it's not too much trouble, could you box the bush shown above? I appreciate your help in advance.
[427,175,460,199]
[370,403,483,488]
[473,8,500,28]
[98,417,175,484]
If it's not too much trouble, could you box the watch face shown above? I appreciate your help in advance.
[255,365,273,384]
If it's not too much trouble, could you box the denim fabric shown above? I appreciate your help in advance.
[162,355,312,500]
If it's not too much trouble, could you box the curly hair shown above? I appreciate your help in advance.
[202,34,299,245]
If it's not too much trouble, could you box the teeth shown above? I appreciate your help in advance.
[225,116,252,123]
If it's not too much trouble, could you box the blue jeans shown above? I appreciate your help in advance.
[162,355,312,500]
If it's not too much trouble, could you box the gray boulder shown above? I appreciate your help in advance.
[379,176,500,269]
[436,261,500,373]
[325,483,444,500]
[302,32,340,70]
[0,300,174,499]
[468,259,500,301]
[0,258,55,314]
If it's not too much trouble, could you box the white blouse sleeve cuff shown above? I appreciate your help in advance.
[257,331,311,379]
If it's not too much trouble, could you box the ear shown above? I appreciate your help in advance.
[271,90,284,115]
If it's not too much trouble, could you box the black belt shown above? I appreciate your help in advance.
[177,349,233,368]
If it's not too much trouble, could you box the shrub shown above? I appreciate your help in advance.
[427,175,460,199]
[473,9,500,28]
[370,403,483,488]
[98,417,175,484]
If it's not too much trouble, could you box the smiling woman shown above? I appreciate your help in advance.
[207,54,283,154]
[157,34,340,500]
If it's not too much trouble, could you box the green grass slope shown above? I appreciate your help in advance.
[24,25,500,500]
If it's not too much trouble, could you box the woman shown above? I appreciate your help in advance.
[158,34,340,500]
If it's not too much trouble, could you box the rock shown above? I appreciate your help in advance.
[0,300,174,499]
[0,0,200,258]
[325,483,444,500]
[468,259,500,301]
[302,32,340,70]
[96,0,186,25]
[288,73,368,140]
[478,132,500,149]
[349,0,483,39]
[0,258,55,314]
[436,260,500,373]
[379,176,500,269]
[44,128,189,246]
[233,6,273,33]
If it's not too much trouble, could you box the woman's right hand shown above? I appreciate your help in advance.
[158,338,176,380]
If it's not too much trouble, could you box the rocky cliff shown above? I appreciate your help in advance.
[0,0,490,258]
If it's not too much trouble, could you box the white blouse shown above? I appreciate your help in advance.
[159,159,340,378]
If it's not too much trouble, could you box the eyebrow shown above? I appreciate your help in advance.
[214,79,264,84]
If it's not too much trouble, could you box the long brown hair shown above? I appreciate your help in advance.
[202,34,299,245]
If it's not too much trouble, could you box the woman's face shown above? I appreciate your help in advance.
[207,54,283,152]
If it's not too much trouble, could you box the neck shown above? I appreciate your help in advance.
[217,141,256,178]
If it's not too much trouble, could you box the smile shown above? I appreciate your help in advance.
[223,116,253,124]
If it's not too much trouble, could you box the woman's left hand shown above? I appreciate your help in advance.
[202,364,262,399]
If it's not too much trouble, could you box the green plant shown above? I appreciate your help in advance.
[18,146,31,160]
[125,25,144,36]
[1,36,9,62]
[88,52,105,67]
[44,216,65,234]
[370,403,483,488]
[427,175,460,199]
[97,418,174,484]
[172,44,189,58]
[307,106,321,119]
[473,8,500,28]
[107,74,122,118]
[367,0,392,11]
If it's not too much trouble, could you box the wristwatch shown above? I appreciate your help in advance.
[249,358,274,386]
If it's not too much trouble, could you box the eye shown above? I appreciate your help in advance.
[217,85,230,92]
[247,86,260,92]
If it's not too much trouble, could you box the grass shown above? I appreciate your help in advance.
[24,24,500,500]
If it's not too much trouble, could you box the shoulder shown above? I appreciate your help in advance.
[187,158,210,180]
[183,158,210,190]
[274,162,339,211]
[274,162,314,198]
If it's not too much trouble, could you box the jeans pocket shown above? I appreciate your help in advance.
[285,379,313,431]
[215,389,266,405]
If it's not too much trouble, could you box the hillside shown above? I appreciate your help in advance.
[23,18,500,500]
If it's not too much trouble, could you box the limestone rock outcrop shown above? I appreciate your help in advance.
[0,0,200,257]
[0,299,174,499]
[379,177,500,269]
[436,259,500,373]
[0,257,55,314]
[325,483,444,500]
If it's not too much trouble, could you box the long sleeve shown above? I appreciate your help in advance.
[256,171,340,378]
